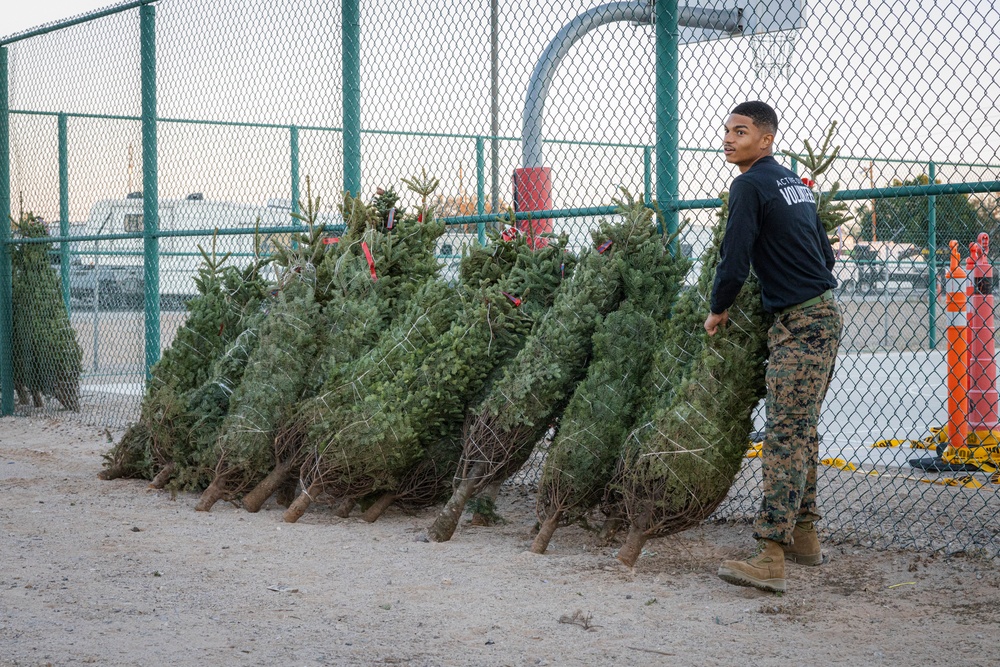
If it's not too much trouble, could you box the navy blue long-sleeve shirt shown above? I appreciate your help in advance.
[710,156,836,315]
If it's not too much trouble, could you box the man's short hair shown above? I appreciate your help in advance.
[731,101,778,135]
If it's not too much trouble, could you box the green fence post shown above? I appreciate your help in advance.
[655,0,679,247]
[475,136,486,244]
[928,161,937,350]
[342,0,361,197]
[0,46,12,415]
[140,3,160,379]
[643,146,652,207]
[290,125,300,216]
[58,113,70,311]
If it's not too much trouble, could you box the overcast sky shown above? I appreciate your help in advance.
[3,0,998,249]
[2,0,116,39]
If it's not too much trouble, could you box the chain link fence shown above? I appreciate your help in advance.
[2,0,999,555]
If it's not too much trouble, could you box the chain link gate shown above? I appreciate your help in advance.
[1,0,999,556]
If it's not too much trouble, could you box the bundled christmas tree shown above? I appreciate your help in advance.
[531,196,690,553]
[614,127,846,566]
[282,275,463,520]
[345,221,574,522]
[426,200,664,543]
[100,232,271,482]
[167,307,268,492]
[611,192,769,566]
[286,212,560,521]
[240,178,451,513]
[193,185,374,511]
[8,213,82,412]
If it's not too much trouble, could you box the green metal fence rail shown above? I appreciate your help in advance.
[2,0,1000,557]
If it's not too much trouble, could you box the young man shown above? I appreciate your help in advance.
[704,101,842,593]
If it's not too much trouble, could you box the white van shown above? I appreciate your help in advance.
[70,193,344,309]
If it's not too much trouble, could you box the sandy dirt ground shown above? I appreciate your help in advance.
[2,415,999,667]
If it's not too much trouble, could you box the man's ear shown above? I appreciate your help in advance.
[761,133,775,150]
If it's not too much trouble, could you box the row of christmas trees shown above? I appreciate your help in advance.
[101,127,847,563]
[96,174,760,563]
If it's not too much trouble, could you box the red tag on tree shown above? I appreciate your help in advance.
[387,208,396,230]
[502,291,522,307]
[362,241,377,281]
[597,239,613,254]
[501,227,519,242]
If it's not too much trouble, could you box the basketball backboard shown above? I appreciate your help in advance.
[678,0,804,44]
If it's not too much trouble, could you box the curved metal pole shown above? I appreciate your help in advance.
[522,2,741,169]
[522,1,652,170]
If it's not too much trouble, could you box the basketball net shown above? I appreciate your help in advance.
[750,31,796,81]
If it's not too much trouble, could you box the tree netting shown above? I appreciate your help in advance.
[241,186,455,514]
[612,193,771,566]
[283,216,572,522]
[100,235,271,482]
[7,213,82,413]
[427,194,682,542]
[531,206,692,553]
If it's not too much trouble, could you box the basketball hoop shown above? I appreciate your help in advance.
[750,31,796,81]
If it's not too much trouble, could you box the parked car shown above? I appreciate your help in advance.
[834,242,930,292]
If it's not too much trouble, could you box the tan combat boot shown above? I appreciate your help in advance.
[784,521,823,566]
[718,539,785,593]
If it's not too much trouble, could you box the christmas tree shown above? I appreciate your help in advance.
[349,221,574,522]
[242,179,450,514]
[100,232,270,482]
[194,184,369,510]
[427,200,662,543]
[531,195,690,553]
[614,127,845,566]
[613,195,770,565]
[8,213,82,412]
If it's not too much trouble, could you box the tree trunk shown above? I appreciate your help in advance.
[195,475,228,512]
[242,457,294,513]
[97,466,126,481]
[617,525,649,568]
[284,481,322,523]
[471,480,502,526]
[598,516,624,544]
[276,478,297,507]
[530,510,562,555]
[53,382,80,412]
[360,492,397,523]
[332,497,356,518]
[148,463,175,489]
[428,464,486,543]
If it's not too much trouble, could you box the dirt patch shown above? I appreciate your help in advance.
[1,415,998,667]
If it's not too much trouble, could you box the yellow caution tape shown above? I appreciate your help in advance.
[872,439,904,448]
[908,439,937,450]
[752,425,1000,487]
[821,457,857,471]
[917,475,984,489]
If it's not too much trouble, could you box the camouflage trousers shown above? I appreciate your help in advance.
[754,299,842,546]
